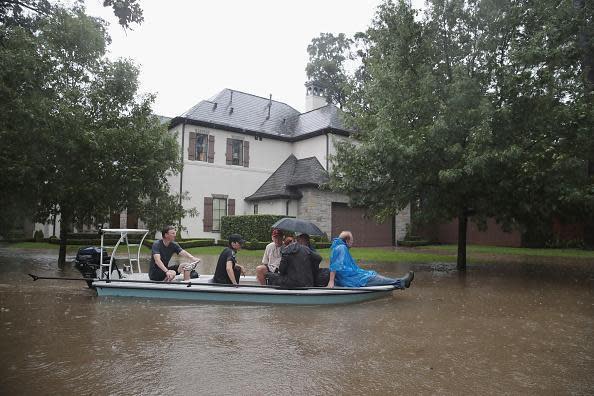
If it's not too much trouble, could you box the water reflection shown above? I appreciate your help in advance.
[0,246,592,395]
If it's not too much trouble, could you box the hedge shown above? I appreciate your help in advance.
[143,239,216,249]
[215,240,266,249]
[397,239,431,247]
[220,214,289,242]
[313,242,331,249]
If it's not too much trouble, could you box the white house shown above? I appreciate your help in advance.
[166,82,410,246]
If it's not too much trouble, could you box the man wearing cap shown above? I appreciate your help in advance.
[255,229,283,285]
[213,234,246,285]
[149,225,201,282]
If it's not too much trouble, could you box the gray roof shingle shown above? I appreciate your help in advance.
[245,155,329,201]
[171,89,350,140]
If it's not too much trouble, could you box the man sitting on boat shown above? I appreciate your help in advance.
[149,225,201,282]
[255,228,283,285]
[213,234,246,285]
[267,236,322,288]
[327,231,414,289]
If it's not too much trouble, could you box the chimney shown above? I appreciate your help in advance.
[304,81,328,112]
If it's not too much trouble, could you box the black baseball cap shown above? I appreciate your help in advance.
[228,234,246,244]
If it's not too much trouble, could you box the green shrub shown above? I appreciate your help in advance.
[310,235,329,243]
[312,241,331,249]
[397,239,431,247]
[143,238,216,248]
[243,241,269,250]
[67,233,100,239]
[33,230,44,242]
[177,239,216,248]
[220,214,289,242]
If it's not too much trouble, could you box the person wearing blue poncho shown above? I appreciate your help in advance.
[328,231,414,288]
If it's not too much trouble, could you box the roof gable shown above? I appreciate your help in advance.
[245,155,329,202]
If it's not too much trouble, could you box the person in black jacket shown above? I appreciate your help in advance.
[267,238,322,288]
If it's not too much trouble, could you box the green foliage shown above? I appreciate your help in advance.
[243,241,270,250]
[0,6,181,265]
[101,0,144,29]
[326,0,594,268]
[220,214,288,242]
[305,33,354,108]
[176,239,215,249]
[397,239,431,247]
[0,1,143,30]
[33,230,44,242]
[312,241,331,249]
[136,190,198,236]
[143,238,216,249]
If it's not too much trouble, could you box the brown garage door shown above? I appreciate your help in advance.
[331,203,393,247]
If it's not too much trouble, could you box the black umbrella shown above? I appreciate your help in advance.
[271,218,324,236]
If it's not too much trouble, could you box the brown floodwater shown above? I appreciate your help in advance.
[0,246,592,395]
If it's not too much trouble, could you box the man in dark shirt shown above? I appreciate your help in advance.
[148,225,200,282]
[213,234,246,284]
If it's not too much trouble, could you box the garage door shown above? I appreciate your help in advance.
[331,203,393,247]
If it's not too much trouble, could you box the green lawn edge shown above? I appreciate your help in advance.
[3,242,592,263]
[421,244,594,258]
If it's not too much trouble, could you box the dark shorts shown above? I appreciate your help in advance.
[149,264,180,281]
[265,272,281,286]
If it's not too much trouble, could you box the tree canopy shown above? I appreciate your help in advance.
[0,4,190,264]
[305,32,354,108]
[326,0,594,269]
[0,0,143,29]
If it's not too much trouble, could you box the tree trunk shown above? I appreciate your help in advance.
[457,212,468,271]
[58,212,70,266]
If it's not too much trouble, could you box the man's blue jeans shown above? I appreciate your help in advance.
[366,274,404,289]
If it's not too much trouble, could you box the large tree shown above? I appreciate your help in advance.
[329,0,594,270]
[305,32,354,108]
[0,6,184,265]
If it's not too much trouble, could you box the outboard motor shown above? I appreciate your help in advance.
[74,247,110,288]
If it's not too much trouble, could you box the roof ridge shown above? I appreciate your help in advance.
[298,103,337,116]
[220,88,299,112]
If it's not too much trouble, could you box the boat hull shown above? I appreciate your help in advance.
[94,278,394,305]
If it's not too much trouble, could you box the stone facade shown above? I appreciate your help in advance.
[297,187,349,237]
[298,187,411,242]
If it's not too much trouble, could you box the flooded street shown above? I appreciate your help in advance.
[0,247,592,395]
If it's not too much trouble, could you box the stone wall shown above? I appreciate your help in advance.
[297,187,349,237]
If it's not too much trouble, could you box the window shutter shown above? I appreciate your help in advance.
[188,132,197,161]
[203,197,213,232]
[226,139,232,165]
[243,141,249,167]
[228,199,235,216]
[208,135,215,163]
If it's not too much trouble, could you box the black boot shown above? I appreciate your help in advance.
[402,271,414,288]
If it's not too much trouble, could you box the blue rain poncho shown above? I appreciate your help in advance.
[329,238,376,287]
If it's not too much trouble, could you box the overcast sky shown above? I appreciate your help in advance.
[84,0,423,117]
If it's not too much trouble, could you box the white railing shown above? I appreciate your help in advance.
[99,228,149,279]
